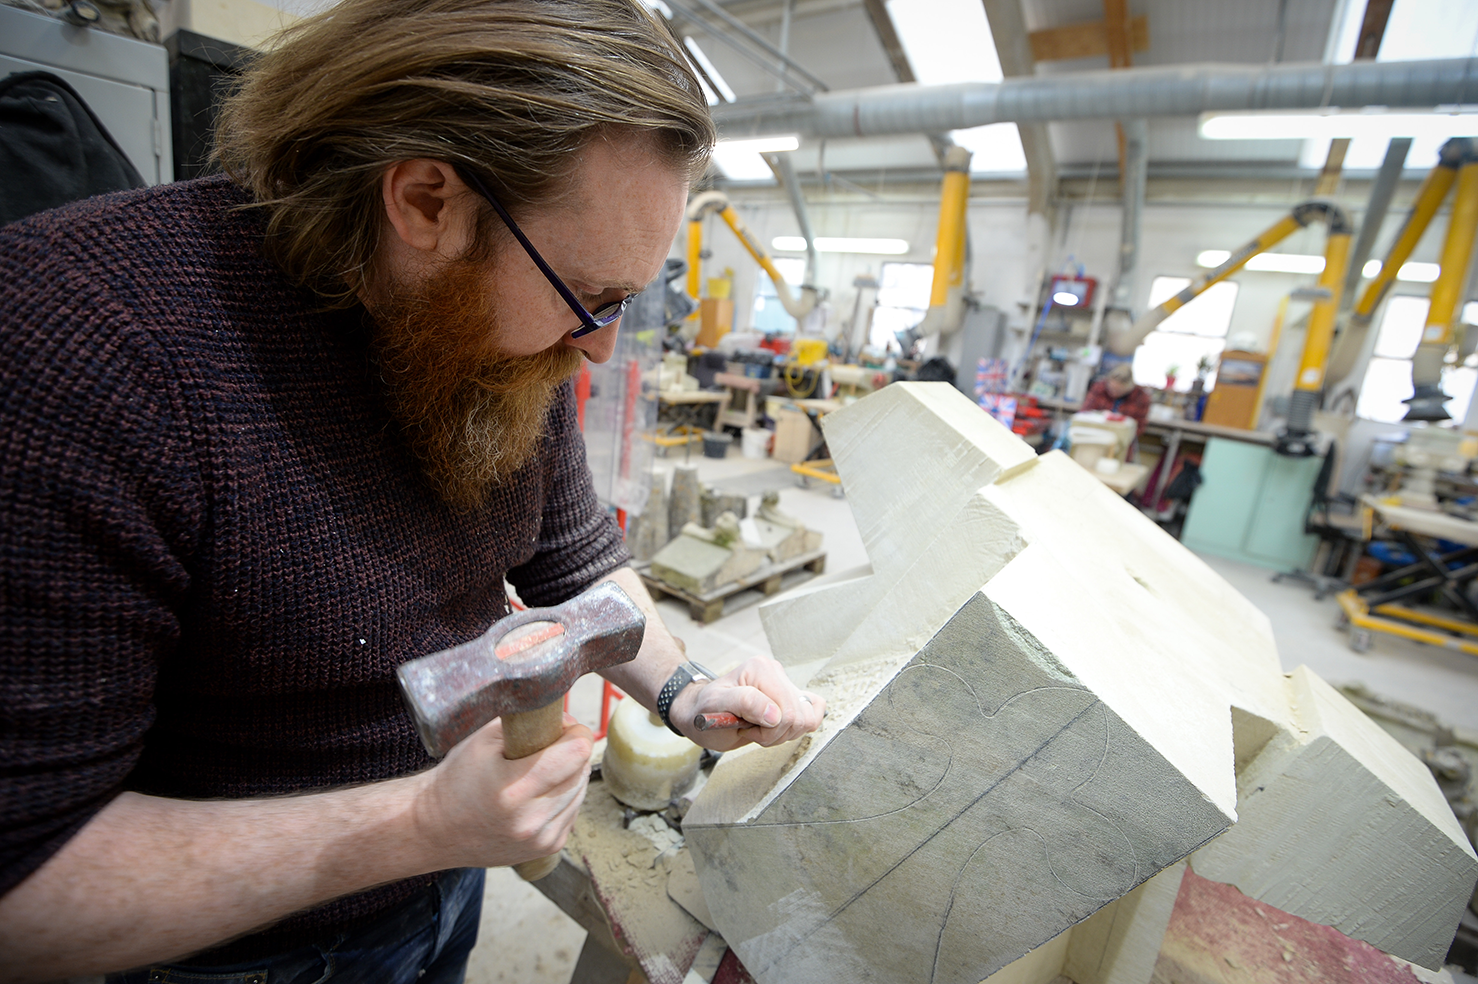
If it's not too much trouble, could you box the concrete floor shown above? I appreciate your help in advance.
[465,448,1478,984]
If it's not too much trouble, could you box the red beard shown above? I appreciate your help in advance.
[371,257,585,509]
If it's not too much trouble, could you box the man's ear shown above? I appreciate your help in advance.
[381,159,472,254]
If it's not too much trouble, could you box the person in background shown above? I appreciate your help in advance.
[1082,362,1151,435]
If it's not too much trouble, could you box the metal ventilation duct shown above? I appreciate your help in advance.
[712,57,1478,138]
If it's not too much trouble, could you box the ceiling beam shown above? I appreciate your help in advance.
[981,0,1057,216]
[1101,0,1135,190]
[860,0,954,166]
[1315,0,1395,195]
[1028,15,1148,62]
[861,0,913,84]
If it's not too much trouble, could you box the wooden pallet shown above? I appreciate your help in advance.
[638,549,827,624]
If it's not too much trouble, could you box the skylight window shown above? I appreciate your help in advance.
[885,0,1027,173]
[712,136,799,182]
[1302,0,1478,170]
[683,37,735,106]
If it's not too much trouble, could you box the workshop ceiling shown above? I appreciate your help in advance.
[670,0,1475,182]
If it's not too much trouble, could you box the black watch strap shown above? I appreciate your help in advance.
[657,660,715,735]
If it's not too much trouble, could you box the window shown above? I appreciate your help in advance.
[1355,296,1477,423]
[1132,276,1239,392]
[751,257,808,334]
[869,262,935,351]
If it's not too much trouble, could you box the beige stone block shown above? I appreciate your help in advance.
[1192,666,1478,968]
[694,383,1474,984]
[686,589,1235,984]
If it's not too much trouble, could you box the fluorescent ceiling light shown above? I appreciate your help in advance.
[1053,291,1083,306]
[1195,250,1324,274]
[773,236,909,255]
[1365,260,1441,283]
[1200,110,1478,142]
[886,0,1026,174]
[711,135,799,182]
[1197,250,1442,281]
[1297,0,1478,171]
[720,136,800,154]
[683,37,735,104]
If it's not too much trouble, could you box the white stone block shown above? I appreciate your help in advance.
[691,383,1475,984]
[686,590,1235,984]
[1192,665,1478,968]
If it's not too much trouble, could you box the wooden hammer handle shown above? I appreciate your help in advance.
[502,701,568,882]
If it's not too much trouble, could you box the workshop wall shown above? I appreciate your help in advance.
[696,186,1454,404]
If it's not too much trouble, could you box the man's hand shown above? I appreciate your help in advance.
[670,654,826,751]
[413,713,594,869]
[0,712,596,984]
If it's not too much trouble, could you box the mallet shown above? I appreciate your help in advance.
[397,580,646,880]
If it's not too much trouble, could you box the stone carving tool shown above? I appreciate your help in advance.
[397,579,646,879]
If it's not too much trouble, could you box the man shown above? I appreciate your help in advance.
[0,1,824,980]
[1081,362,1152,435]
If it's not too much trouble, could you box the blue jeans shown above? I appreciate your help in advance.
[108,868,484,984]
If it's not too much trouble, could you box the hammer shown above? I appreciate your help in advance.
[397,580,646,880]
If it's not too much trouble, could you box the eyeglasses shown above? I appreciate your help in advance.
[456,167,630,339]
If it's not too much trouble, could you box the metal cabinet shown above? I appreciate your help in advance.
[1181,436,1324,572]
[1,4,172,185]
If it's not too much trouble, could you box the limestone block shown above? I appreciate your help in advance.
[694,383,1474,984]
[1192,665,1478,968]
[627,469,669,562]
[701,488,748,528]
[685,590,1235,984]
[1062,862,1186,984]
[669,465,701,536]
[649,529,766,596]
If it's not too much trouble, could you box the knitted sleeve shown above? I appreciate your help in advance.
[507,381,630,607]
[0,220,202,897]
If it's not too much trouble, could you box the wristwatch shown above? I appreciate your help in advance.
[656,660,717,735]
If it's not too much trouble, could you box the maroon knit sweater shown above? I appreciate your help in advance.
[0,177,629,963]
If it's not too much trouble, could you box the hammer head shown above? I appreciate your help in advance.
[398,580,646,757]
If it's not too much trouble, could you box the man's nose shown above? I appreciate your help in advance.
[568,319,621,364]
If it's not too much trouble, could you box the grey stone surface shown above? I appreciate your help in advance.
[701,488,748,529]
[686,592,1231,984]
[627,470,670,562]
[669,466,701,537]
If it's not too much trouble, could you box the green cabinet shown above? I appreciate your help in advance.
[1180,437,1323,571]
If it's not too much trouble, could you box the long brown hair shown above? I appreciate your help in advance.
[214,0,714,305]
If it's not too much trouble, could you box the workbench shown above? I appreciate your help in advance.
[1334,496,1478,657]
[533,770,753,984]
[650,390,729,455]
[1142,417,1273,507]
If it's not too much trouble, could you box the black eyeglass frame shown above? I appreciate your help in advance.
[456,166,630,339]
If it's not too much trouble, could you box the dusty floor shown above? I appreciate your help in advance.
[464,448,1478,984]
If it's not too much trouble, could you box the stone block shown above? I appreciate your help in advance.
[686,590,1235,984]
[690,383,1475,984]
[1192,665,1478,969]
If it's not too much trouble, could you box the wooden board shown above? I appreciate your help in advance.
[639,550,826,624]
[1027,14,1149,62]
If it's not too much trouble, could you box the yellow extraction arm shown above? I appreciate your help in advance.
[1106,200,1352,455]
[1325,137,1472,407]
[685,190,818,321]
[899,145,972,347]
[1405,145,1478,421]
